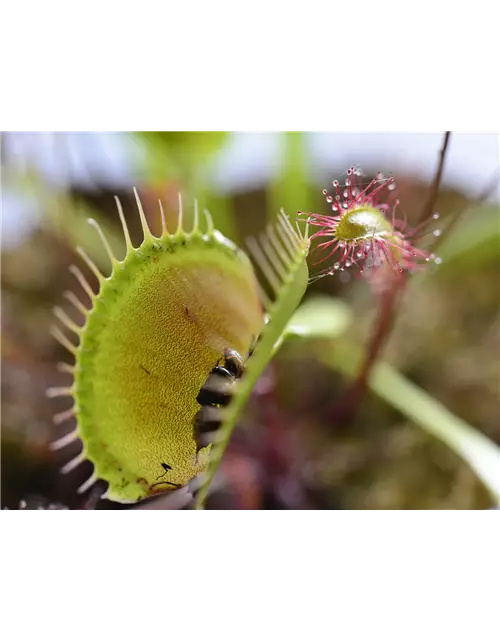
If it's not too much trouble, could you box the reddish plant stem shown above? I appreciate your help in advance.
[331,278,406,425]
[417,131,451,225]
[256,367,311,509]
[357,278,406,391]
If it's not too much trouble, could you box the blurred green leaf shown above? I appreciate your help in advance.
[433,203,500,269]
[132,131,228,184]
[269,132,310,221]
[285,295,352,340]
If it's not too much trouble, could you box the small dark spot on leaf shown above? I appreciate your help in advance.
[184,306,196,323]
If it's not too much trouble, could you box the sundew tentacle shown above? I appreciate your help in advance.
[299,167,441,281]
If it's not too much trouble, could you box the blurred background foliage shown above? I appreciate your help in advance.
[1,131,499,509]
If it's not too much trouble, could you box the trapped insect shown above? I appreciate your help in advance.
[194,348,246,451]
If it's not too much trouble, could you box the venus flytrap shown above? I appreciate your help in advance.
[48,190,264,504]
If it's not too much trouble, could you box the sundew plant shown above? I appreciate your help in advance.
[3,131,499,510]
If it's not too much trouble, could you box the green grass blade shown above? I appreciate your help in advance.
[370,362,500,504]
[317,339,500,505]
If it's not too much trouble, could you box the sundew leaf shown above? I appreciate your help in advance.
[193,213,310,508]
